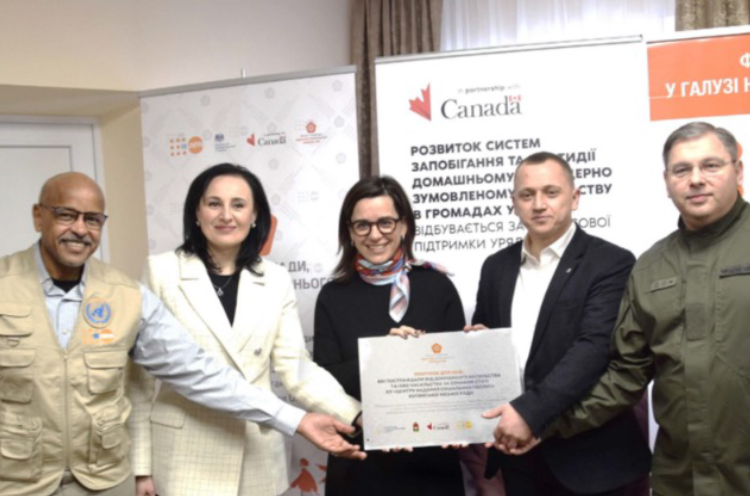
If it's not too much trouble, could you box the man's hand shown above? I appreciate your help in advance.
[389,325,424,339]
[508,436,542,455]
[482,403,533,452]
[297,413,367,460]
[135,475,156,496]
[441,442,469,449]
[463,323,488,332]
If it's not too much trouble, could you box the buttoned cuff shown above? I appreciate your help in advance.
[269,403,307,437]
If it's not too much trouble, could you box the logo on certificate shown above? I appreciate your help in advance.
[377,425,405,435]
[432,343,443,354]
[413,422,420,432]
[456,420,473,430]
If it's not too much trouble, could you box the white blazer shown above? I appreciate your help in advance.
[129,251,360,496]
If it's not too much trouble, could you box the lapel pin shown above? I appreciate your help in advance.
[566,267,572,273]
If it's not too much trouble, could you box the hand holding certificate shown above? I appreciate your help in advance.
[358,328,521,450]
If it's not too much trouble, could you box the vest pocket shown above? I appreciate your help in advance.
[0,349,36,403]
[0,412,43,482]
[84,350,128,394]
[88,402,129,472]
[0,303,32,337]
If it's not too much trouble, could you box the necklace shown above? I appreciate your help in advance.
[211,272,236,297]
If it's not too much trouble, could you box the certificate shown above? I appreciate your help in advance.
[358,329,521,450]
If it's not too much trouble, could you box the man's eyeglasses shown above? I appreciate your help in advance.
[668,159,735,179]
[38,204,108,230]
[349,217,400,236]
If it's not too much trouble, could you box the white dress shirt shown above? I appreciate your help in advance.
[511,223,577,384]
[34,245,305,436]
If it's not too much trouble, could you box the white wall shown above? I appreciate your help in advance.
[0,0,353,91]
[0,0,353,277]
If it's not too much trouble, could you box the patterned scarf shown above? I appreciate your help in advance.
[355,248,449,323]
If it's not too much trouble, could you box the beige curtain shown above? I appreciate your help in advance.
[352,0,443,177]
[676,0,749,29]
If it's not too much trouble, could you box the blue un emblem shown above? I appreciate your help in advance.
[84,297,113,328]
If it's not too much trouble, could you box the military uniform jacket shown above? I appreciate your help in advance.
[0,247,141,496]
[553,198,750,495]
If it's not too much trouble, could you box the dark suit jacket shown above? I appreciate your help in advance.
[473,227,651,494]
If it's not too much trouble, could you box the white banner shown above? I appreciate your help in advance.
[140,69,359,496]
[376,30,750,470]
[376,39,661,322]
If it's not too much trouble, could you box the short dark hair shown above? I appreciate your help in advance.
[662,122,739,167]
[517,151,575,188]
[178,163,271,275]
[333,175,416,282]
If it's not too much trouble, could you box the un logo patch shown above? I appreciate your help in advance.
[84,297,113,329]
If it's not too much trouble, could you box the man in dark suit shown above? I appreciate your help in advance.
[471,152,651,495]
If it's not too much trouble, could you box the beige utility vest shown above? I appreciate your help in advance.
[0,247,141,496]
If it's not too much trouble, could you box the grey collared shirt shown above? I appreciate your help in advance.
[34,245,305,436]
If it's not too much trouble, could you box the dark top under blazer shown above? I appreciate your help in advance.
[473,226,651,494]
[314,267,466,496]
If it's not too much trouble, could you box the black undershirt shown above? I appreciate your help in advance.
[52,277,81,293]
[208,272,239,325]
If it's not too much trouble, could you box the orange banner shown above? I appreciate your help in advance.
[648,34,750,121]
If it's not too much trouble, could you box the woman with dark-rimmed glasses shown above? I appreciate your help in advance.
[313,175,466,496]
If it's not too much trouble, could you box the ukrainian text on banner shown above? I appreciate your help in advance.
[647,27,749,193]
[649,29,750,122]
[375,39,659,320]
[140,69,360,496]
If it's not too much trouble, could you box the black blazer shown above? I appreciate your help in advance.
[473,227,651,494]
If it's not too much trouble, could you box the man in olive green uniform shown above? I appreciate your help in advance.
[497,122,749,496]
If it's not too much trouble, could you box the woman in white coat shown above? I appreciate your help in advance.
[132,163,361,496]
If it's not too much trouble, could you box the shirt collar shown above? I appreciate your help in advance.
[521,222,577,266]
[679,196,747,242]
[34,242,87,297]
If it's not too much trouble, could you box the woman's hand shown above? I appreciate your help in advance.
[442,443,469,449]
[463,323,488,332]
[388,325,425,339]
[382,446,414,453]
[136,476,156,496]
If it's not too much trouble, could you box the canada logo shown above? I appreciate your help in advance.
[247,134,256,146]
[409,84,431,121]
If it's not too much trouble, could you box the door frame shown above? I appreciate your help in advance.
[0,115,110,262]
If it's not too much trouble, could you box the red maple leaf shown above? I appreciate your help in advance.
[409,85,431,121]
